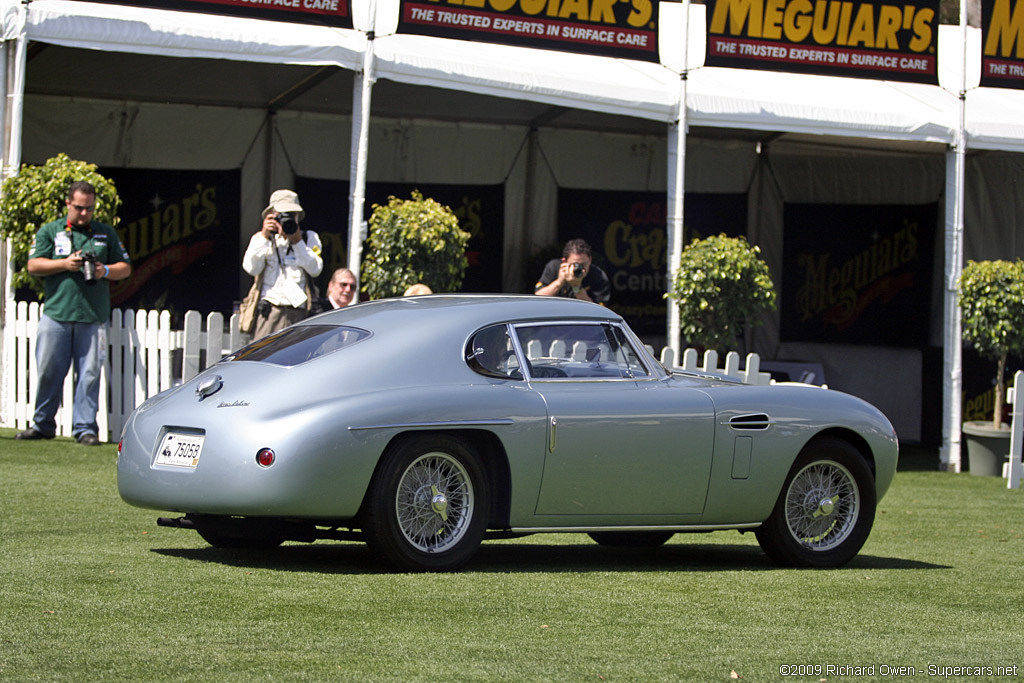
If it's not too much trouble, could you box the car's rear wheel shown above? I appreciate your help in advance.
[588,531,675,547]
[755,437,876,568]
[363,434,489,571]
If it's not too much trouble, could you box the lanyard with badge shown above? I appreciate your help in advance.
[57,220,107,258]
[53,220,77,257]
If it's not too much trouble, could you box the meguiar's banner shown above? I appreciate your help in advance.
[294,177,506,294]
[102,168,241,316]
[82,0,352,28]
[982,0,1024,88]
[780,202,936,346]
[556,189,747,337]
[397,0,659,62]
[705,0,938,83]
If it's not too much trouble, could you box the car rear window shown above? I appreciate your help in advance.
[223,325,370,367]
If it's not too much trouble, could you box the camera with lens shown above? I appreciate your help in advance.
[277,212,300,235]
[572,263,585,279]
[80,251,101,285]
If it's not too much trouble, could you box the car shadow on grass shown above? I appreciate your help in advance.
[152,541,949,574]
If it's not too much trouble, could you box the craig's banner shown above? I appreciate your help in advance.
[982,0,1024,88]
[397,0,659,62]
[705,0,938,83]
[294,177,505,294]
[102,168,241,315]
[83,0,352,28]
[780,202,936,346]
[556,189,747,337]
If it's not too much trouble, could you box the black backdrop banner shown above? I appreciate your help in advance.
[705,0,939,83]
[396,0,659,62]
[981,0,1024,89]
[102,168,241,317]
[780,202,936,346]
[294,177,505,294]
[556,189,747,337]
[80,0,352,28]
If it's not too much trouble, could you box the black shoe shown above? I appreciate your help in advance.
[16,428,54,440]
[76,433,101,446]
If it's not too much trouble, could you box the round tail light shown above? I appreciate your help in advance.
[256,448,276,468]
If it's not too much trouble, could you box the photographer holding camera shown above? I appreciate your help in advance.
[242,189,323,339]
[16,180,132,446]
[534,238,610,305]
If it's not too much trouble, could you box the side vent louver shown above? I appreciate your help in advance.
[729,414,773,430]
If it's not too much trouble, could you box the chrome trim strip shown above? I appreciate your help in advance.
[349,418,515,432]
[509,523,761,533]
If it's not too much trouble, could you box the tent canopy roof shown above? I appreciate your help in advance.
[8,0,1024,151]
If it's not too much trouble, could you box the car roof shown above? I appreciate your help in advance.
[300,294,624,335]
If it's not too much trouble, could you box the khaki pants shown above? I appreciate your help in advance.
[253,303,307,340]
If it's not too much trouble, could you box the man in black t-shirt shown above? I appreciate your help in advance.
[534,238,610,306]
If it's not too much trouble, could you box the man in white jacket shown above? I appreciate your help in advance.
[242,189,323,339]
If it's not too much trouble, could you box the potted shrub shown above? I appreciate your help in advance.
[958,259,1024,475]
[667,233,777,354]
[360,191,470,299]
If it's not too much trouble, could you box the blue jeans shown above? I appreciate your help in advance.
[32,315,106,439]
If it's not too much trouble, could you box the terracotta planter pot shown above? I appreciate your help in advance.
[962,421,1011,477]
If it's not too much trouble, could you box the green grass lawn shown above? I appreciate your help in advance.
[1,430,1022,682]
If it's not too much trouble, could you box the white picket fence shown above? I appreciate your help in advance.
[4,302,248,441]
[3,302,775,443]
[655,346,772,386]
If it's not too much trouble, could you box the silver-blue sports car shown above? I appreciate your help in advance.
[117,295,898,571]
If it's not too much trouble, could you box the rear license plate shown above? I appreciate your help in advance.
[155,432,204,469]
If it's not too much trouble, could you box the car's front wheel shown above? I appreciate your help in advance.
[363,434,489,571]
[755,437,876,568]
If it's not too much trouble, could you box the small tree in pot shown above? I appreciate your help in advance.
[361,191,470,300]
[958,259,1024,430]
[667,233,777,354]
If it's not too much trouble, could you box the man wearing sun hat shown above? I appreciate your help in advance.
[242,189,324,339]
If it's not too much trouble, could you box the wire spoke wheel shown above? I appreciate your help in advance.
[783,460,859,552]
[395,452,474,553]
[755,437,876,568]
[364,434,489,571]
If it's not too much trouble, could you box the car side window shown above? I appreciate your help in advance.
[513,323,650,380]
[466,324,522,380]
[609,325,650,378]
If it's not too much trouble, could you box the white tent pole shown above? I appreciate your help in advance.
[941,0,968,472]
[2,16,28,430]
[6,22,25,181]
[666,0,691,358]
[666,75,685,358]
[347,15,376,303]
[1,40,9,431]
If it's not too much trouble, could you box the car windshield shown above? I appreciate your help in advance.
[223,325,370,367]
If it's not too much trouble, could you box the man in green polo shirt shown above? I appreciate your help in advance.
[16,181,132,445]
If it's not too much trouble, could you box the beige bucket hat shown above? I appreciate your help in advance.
[262,189,305,221]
